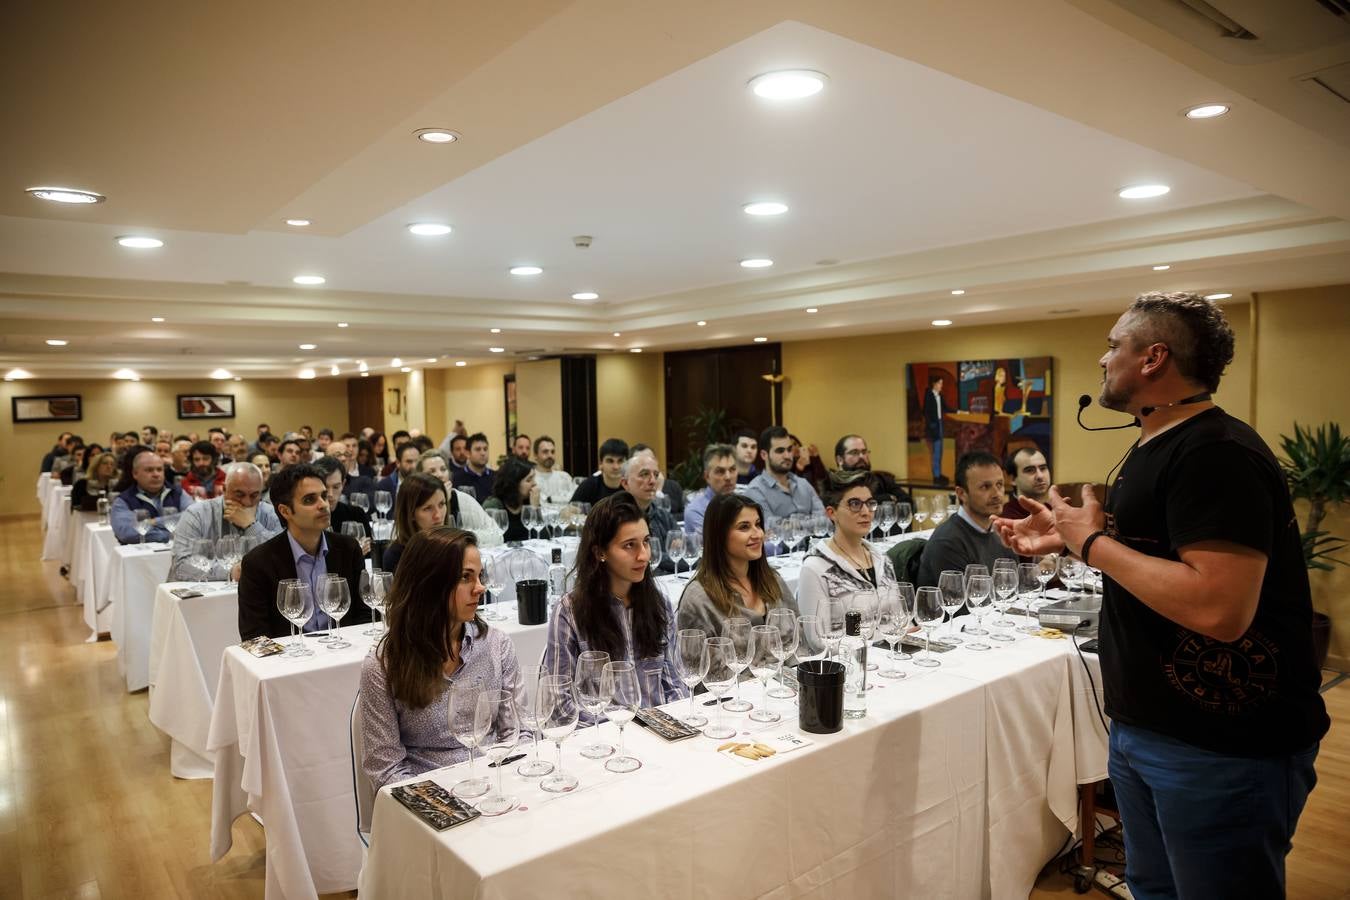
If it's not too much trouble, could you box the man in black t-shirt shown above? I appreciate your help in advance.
[994,291,1327,900]
[569,437,628,505]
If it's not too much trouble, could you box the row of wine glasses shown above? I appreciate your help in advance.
[663,531,702,577]
[273,573,383,657]
[676,615,797,734]
[348,491,395,520]
[188,535,262,581]
[133,507,180,542]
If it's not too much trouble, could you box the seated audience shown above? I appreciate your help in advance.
[339,431,360,465]
[355,439,378,477]
[414,451,503,545]
[114,431,140,462]
[543,492,688,718]
[732,429,758,485]
[677,493,798,635]
[916,451,1016,587]
[683,443,738,535]
[451,432,496,502]
[312,456,373,553]
[791,434,830,490]
[180,440,226,499]
[72,451,118,509]
[40,432,75,473]
[140,425,158,447]
[226,433,250,465]
[276,437,303,470]
[532,435,572,504]
[446,433,469,470]
[1001,447,1051,520]
[834,434,871,473]
[257,433,280,464]
[328,443,374,499]
[631,442,684,516]
[620,450,676,573]
[359,527,525,789]
[369,431,389,468]
[511,433,532,462]
[381,473,452,573]
[377,441,420,496]
[249,453,275,499]
[110,450,192,544]
[168,437,193,481]
[247,422,270,456]
[569,438,628,504]
[57,443,87,485]
[170,462,283,580]
[797,470,905,654]
[237,463,371,640]
[208,427,229,460]
[312,427,334,461]
[745,426,826,519]
[483,458,539,542]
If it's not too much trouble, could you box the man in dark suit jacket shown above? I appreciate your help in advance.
[238,463,372,641]
[923,376,951,485]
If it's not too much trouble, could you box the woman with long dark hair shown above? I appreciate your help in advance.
[370,431,390,469]
[381,472,455,573]
[677,492,798,635]
[358,526,525,789]
[542,491,687,720]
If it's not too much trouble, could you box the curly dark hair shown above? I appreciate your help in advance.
[491,457,534,509]
[1127,291,1235,392]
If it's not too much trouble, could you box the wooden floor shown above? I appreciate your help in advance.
[1,513,1346,900]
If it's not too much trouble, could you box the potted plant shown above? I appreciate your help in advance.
[1279,422,1350,669]
[669,407,729,491]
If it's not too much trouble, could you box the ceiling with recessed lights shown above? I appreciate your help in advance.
[3,3,1350,379]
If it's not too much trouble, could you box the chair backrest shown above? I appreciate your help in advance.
[349,691,376,845]
[886,537,928,586]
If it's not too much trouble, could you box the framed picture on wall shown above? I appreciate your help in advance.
[12,394,82,423]
[177,394,235,419]
[503,374,517,443]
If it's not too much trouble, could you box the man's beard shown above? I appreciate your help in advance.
[194,467,215,481]
[538,459,554,471]
[843,461,870,472]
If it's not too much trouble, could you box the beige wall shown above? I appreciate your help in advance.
[427,362,516,453]
[596,352,666,462]
[5,377,349,513]
[1250,284,1350,666]
[515,359,565,469]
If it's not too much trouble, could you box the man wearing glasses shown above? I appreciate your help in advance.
[916,450,1016,588]
[994,291,1327,899]
[834,434,871,472]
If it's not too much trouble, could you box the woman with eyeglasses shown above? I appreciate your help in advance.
[796,469,902,654]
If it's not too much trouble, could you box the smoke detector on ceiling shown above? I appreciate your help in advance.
[572,235,593,249]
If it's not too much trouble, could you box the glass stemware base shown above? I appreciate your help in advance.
[990,631,1016,643]
[748,707,780,723]
[766,684,796,699]
[451,776,489,799]
[965,640,991,651]
[540,770,578,793]
[702,722,736,740]
[723,695,753,713]
[913,656,942,668]
[478,792,518,816]
[518,754,554,778]
[964,625,989,635]
[683,711,708,727]
[580,742,615,760]
[285,640,313,659]
[604,754,641,773]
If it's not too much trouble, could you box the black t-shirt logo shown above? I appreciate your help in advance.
[1163,629,1280,715]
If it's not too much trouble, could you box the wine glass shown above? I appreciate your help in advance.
[1017,563,1043,633]
[810,514,829,551]
[278,580,314,658]
[134,509,152,544]
[161,507,180,537]
[1035,553,1059,601]
[647,540,663,573]
[341,521,366,544]
[722,617,754,712]
[850,587,881,670]
[350,493,371,516]
[676,629,709,727]
[766,608,799,699]
[601,661,642,773]
[538,674,580,793]
[516,664,555,778]
[487,508,510,539]
[319,574,352,649]
[894,581,916,661]
[913,587,945,668]
[665,532,686,576]
[701,637,738,740]
[937,570,966,645]
[448,681,490,799]
[190,538,214,580]
[682,532,702,577]
[575,650,615,759]
[913,496,930,530]
[876,582,908,679]
[797,613,821,662]
[1059,556,1086,594]
[475,689,520,816]
[876,501,897,540]
[763,517,782,559]
[962,565,990,635]
[522,505,540,540]
[480,558,506,622]
[359,569,383,635]
[896,502,913,535]
[816,595,847,661]
[928,501,947,528]
[964,574,993,651]
[992,568,1020,642]
[748,625,782,723]
[374,490,393,520]
[216,536,242,583]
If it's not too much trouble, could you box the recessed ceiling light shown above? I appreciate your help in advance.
[932,319,953,327]
[400,366,412,373]
[1184,103,1230,120]
[753,336,768,343]
[950,289,966,296]
[112,368,140,380]
[489,347,505,353]
[630,348,643,353]
[613,332,622,337]
[211,368,232,380]
[743,201,788,216]
[285,218,311,227]
[358,361,368,372]
[571,291,599,301]
[293,274,326,285]
[407,223,453,236]
[740,258,773,269]
[337,322,349,328]
[298,343,316,350]
[510,265,543,276]
[1204,292,1233,300]
[26,186,104,204]
[298,368,316,380]
[1118,184,1170,200]
[455,360,466,367]
[391,358,403,367]
[414,128,460,144]
[331,365,341,376]
[423,358,436,364]
[5,368,34,380]
[697,320,707,326]
[233,376,242,381]
[805,308,818,314]
[1152,265,1171,271]
[45,339,68,346]
[490,328,502,334]
[749,70,827,100]
[116,235,163,249]
[150,316,165,322]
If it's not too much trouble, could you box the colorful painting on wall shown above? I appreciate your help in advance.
[905,357,1053,485]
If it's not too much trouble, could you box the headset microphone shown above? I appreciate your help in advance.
[1076,394,1139,432]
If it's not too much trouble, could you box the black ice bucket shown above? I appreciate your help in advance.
[516,579,548,625]
[795,659,845,734]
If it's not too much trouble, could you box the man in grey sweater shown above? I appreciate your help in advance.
[917,451,1016,588]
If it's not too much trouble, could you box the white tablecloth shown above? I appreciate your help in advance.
[40,486,73,560]
[63,507,96,571]
[360,633,1106,900]
[81,523,119,637]
[148,582,240,778]
[37,472,58,521]
[107,542,174,689]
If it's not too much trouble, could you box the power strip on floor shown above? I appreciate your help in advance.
[1093,868,1132,898]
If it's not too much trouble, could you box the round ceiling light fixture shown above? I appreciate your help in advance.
[571,291,599,301]
[116,235,163,249]
[285,218,311,227]
[489,347,505,353]
[455,360,467,367]
[950,289,965,296]
[150,316,165,323]
[298,343,316,350]
[739,258,773,269]
[293,274,326,285]
[211,368,232,380]
[630,348,643,353]
[337,322,349,328]
[407,223,452,236]
[1184,103,1230,120]
[26,186,104,204]
[743,201,788,216]
[112,368,140,380]
[414,128,460,144]
[298,368,316,380]
[749,70,827,100]
[753,336,768,343]
[932,319,953,327]
[509,265,543,276]
[46,339,68,346]
[805,307,818,314]
[697,320,707,326]
[1152,265,1171,271]
[1118,184,1171,200]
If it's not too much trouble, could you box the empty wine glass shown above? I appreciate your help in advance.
[701,637,738,740]
[1017,563,1043,633]
[475,689,520,816]
[449,681,490,799]
[481,558,506,621]
[748,625,782,723]
[161,508,179,536]
[763,517,782,558]
[766,607,799,699]
[850,587,881,670]
[937,570,966,645]
[602,661,642,773]
[875,501,897,539]
[665,532,687,576]
[522,505,541,540]
[896,502,913,535]
[928,502,947,528]
[722,617,754,712]
[374,490,393,520]
[676,628,709,727]
[278,580,314,658]
[964,574,993,651]
[817,595,847,661]
[134,509,152,544]
[359,569,384,636]
[810,514,829,551]
[319,574,352,648]
[894,581,916,661]
[190,538,213,580]
[876,582,908,679]
[992,568,1020,641]
[647,540,663,573]
[538,674,580,793]
[1059,556,1086,594]
[962,565,990,635]
[575,650,615,759]
[488,508,510,539]
[1035,553,1059,601]
[797,613,821,662]
[913,496,930,530]
[340,521,366,544]
[516,664,555,778]
[913,587,945,668]
[350,493,371,516]
[682,532,702,577]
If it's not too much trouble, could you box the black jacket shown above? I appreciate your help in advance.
[237,529,372,640]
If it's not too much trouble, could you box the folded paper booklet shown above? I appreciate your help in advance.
[895,636,957,654]
[239,636,285,658]
[390,780,481,831]
[634,707,701,742]
[717,732,814,766]
[170,587,203,600]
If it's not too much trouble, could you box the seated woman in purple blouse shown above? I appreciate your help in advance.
[543,491,688,723]
[359,526,526,789]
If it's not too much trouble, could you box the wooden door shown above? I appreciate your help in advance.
[664,343,781,470]
[347,375,384,434]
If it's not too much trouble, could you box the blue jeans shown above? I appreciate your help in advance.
[1108,721,1319,900]
[928,434,943,480]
